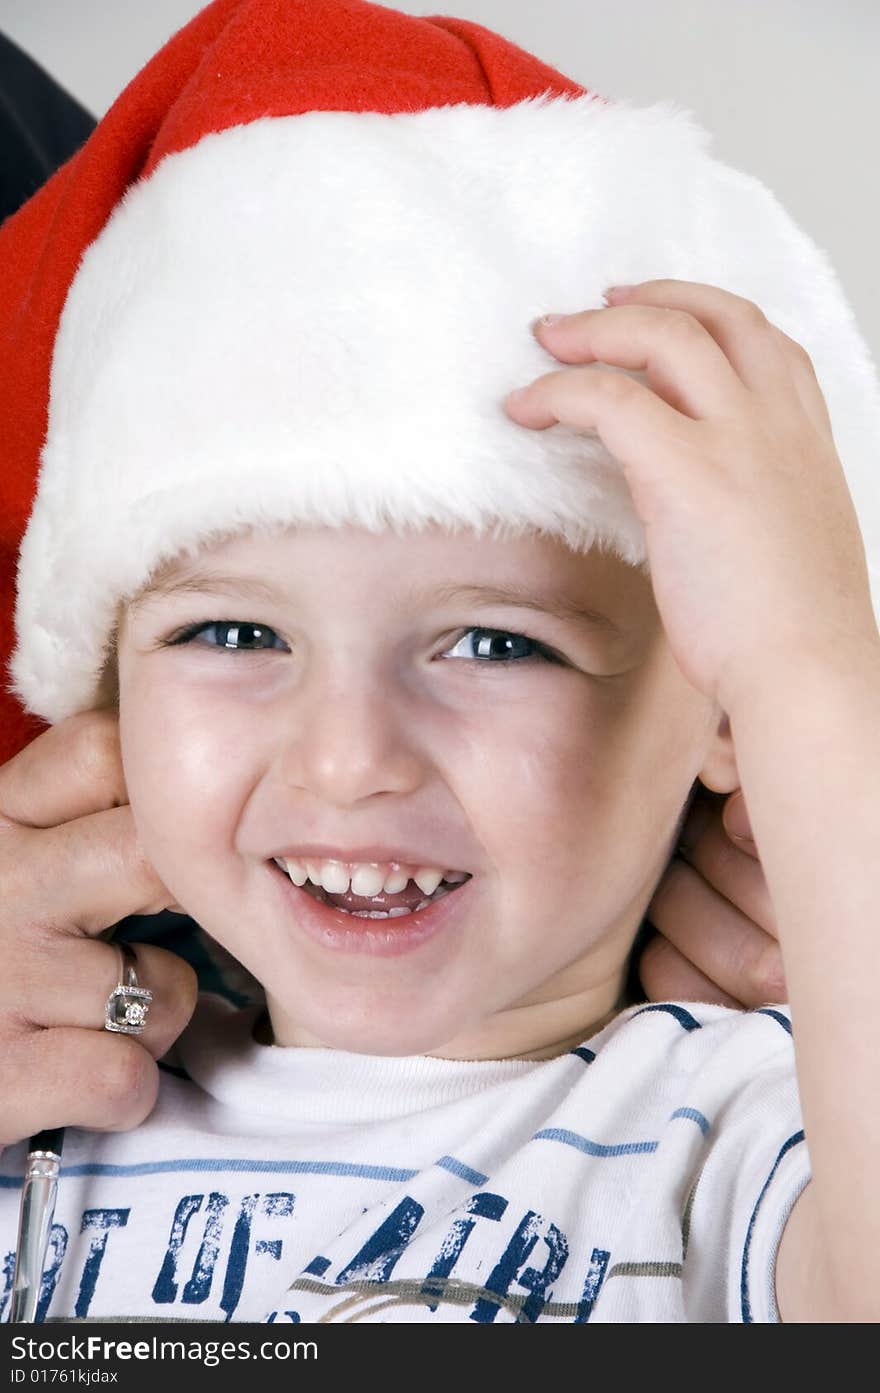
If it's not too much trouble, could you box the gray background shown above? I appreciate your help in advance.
[2,0,878,364]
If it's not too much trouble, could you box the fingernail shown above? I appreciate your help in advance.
[533,313,567,330]
[604,285,634,303]
[758,944,787,1005]
[723,792,754,844]
[677,798,712,853]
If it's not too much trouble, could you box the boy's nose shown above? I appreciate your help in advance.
[274,679,425,807]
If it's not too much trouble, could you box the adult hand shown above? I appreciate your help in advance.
[0,710,198,1146]
[639,784,784,1007]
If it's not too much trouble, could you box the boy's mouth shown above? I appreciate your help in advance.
[271,857,471,919]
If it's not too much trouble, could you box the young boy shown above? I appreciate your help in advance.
[1,0,879,1323]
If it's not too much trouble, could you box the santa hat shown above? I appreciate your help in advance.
[2,0,879,766]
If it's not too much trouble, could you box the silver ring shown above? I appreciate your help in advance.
[104,941,153,1035]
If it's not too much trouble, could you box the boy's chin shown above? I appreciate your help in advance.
[266,996,479,1058]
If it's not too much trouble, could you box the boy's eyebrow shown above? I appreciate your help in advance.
[128,569,289,613]
[421,583,625,637]
[128,571,625,637]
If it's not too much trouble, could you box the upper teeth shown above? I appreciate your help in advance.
[273,859,468,896]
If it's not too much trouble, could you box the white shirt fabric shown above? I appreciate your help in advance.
[0,994,809,1324]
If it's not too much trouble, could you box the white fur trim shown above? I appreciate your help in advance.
[11,95,880,722]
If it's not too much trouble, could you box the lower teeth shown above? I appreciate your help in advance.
[350,906,413,919]
[348,897,434,919]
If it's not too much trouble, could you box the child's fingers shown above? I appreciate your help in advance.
[603,280,796,400]
[772,326,835,439]
[506,361,699,491]
[531,303,747,421]
[601,281,835,444]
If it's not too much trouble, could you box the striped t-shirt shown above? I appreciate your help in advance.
[0,993,808,1323]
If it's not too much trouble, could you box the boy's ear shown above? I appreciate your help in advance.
[696,710,740,795]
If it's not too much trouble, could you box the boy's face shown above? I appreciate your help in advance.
[117,525,736,1059]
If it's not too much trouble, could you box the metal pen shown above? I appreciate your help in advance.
[9,1128,65,1323]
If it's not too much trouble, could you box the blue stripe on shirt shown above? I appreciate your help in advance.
[754,1007,792,1035]
[435,1155,489,1186]
[740,1129,806,1323]
[0,1158,417,1185]
[534,1127,658,1158]
[633,1003,703,1032]
[669,1107,711,1135]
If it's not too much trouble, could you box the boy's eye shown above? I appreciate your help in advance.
[166,621,287,651]
[442,628,556,663]
[164,622,555,664]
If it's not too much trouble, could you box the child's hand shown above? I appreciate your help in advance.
[505,280,878,714]
[639,785,783,1008]
[0,711,197,1146]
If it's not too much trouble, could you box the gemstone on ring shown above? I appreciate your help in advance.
[104,942,153,1035]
